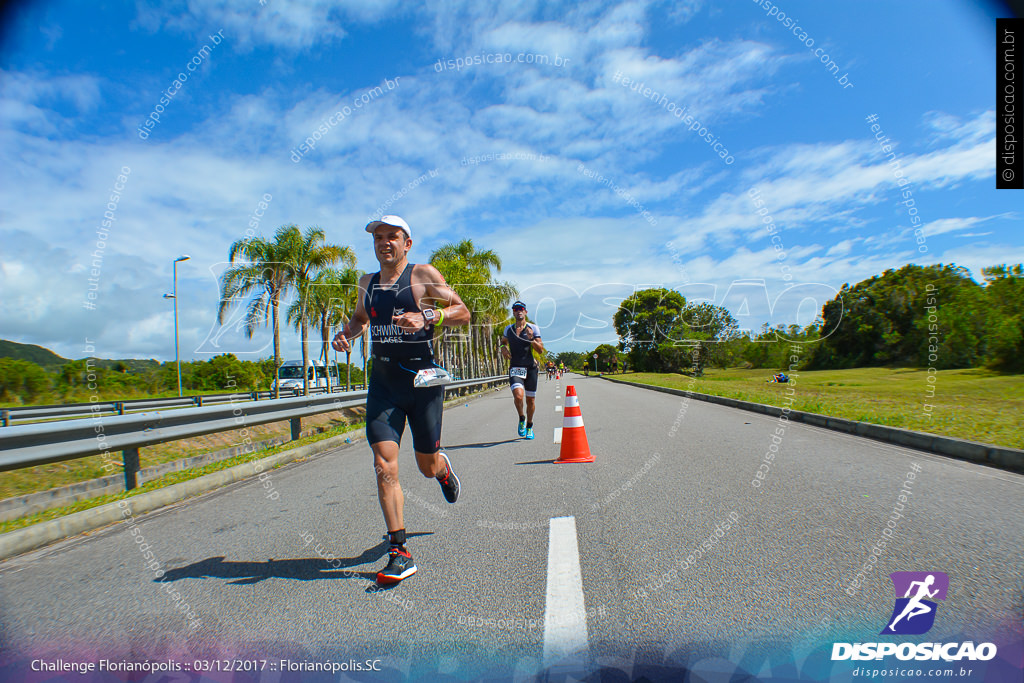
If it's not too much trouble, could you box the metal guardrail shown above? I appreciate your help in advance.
[0,376,505,490]
[0,384,370,426]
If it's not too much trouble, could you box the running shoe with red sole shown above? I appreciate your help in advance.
[376,547,416,584]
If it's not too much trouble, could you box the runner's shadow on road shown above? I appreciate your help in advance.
[445,439,521,450]
[155,533,432,586]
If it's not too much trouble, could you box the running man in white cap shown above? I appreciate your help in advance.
[332,215,469,584]
[499,300,544,439]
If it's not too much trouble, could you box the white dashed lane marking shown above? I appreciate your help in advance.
[543,516,590,668]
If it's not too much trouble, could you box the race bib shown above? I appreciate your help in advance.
[413,367,452,388]
[510,367,528,379]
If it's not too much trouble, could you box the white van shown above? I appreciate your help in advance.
[273,360,339,392]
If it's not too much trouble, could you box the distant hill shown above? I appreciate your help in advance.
[85,357,160,372]
[0,339,160,371]
[0,339,69,367]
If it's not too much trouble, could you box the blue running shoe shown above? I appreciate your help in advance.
[517,418,527,437]
[526,427,535,440]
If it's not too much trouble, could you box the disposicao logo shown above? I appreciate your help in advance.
[832,572,997,662]
[882,571,948,635]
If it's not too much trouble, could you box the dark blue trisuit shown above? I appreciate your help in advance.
[504,322,542,397]
[364,264,443,453]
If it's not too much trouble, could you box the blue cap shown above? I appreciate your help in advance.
[512,301,526,310]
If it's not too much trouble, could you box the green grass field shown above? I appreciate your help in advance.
[0,410,362,501]
[614,367,1023,449]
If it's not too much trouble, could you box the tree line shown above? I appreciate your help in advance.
[4,260,1017,405]
[808,263,1022,371]
[0,354,355,405]
[600,263,1022,375]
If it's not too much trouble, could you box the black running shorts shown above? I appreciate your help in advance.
[509,366,539,397]
[365,359,444,453]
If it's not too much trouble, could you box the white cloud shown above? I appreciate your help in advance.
[918,216,998,239]
[932,244,1024,283]
[0,70,102,134]
[665,0,704,24]
[826,239,856,257]
[923,109,994,146]
[133,0,404,50]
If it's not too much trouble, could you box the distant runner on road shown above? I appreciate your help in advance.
[332,214,469,585]
[499,301,544,440]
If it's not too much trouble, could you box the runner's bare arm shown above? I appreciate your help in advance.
[420,265,469,325]
[518,324,545,357]
[393,264,471,332]
[499,330,511,359]
[332,273,372,352]
[531,334,545,357]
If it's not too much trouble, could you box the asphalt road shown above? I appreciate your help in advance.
[1,374,1022,681]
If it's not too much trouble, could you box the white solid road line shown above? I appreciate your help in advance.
[554,381,564,440]
[543,516,590,668]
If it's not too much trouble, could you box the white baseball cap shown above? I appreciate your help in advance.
[366,214,411,238]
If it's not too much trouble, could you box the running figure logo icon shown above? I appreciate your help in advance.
[881,572,949,635]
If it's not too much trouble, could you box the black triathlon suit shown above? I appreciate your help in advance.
[364,263,444,453]
[504,322,541,397]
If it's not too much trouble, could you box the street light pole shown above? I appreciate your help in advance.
[163,255,190,397]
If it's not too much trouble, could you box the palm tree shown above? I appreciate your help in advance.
[429,253,472,375]
[297,266,362,392]
[481,280,519,374]
[218,236,291,398]
[337,267,363,390]
[277,225,356,395]
[430,240,515,378]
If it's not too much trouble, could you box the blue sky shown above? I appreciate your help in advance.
[1,0,1020,362]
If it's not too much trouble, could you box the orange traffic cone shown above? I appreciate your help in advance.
[556,385,594,463]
